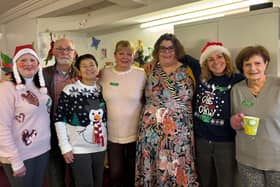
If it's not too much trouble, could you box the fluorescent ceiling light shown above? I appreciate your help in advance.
[146,14,224,32]
[146,9,250,32]
[140,0,244,22]
[140,0,271,28]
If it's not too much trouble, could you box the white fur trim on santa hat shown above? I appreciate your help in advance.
[13,47,47,94]
[199,45,231,64]
[13,48,40,65]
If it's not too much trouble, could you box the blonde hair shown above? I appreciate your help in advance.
[200,53,235,81]
[114,40,134,54]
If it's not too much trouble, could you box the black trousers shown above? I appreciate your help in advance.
[47,148,75,187]
[195,137,237,187]
[108,141,136,187]
[70,151,105,187]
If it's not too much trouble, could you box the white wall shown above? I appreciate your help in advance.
[38,26,173,68]
[89,26,174,67]
[0,16,37,78]
[0,25,7,52]
[3,16,37,56]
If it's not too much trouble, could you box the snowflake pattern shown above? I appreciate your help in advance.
[194,82,231,126]
[69,87,80,98]
[55,82,106,128]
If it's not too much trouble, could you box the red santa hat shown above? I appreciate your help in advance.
[200,42,231,64]
[12,44,47,94]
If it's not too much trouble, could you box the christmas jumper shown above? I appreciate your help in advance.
[99,66,146,143]
[194,74,244,141]
[0,80,52,171]
[231,76,280,171]
[55,80,107,154]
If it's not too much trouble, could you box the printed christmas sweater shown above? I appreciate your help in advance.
[194,74,244,141]
[0,81,51,171]
[55,80,107,154]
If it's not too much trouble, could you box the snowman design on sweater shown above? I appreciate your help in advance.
[55,81,107,146]
[78,108,104,145]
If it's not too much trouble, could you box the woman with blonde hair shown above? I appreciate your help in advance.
[194,42,243,187]
[99,40,146,187]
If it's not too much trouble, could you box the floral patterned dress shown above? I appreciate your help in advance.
[135,63,199,187]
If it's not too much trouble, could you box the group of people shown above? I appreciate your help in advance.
[0,33,280,187]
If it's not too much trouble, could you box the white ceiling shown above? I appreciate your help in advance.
[0,0,199,33]
[0,0,29,14]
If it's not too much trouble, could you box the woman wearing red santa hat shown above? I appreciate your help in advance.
[0,44,52,187]
[193,42,244,187]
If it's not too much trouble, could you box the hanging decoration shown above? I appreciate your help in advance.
[101,48,107,59]
[1,52,12,73]
[134,39,152,67]
[44,32,54,65]
[91,36,101,50]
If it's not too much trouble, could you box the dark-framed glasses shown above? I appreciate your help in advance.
[159,46,175,53]
[54,47,75,52]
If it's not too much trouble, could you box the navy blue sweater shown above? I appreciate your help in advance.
[194,74,244,142]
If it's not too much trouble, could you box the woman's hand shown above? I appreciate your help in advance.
[13,165,27,177]
[230,113,245,130]
[63,151,74,164]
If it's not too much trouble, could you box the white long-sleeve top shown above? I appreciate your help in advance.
[55,80,107,154]
[0,80,51,171]
[99,66,146,143]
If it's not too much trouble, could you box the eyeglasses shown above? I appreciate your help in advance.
[159,46,175,53]
[54,47,75,52]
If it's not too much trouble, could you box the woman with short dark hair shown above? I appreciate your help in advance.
[231,45,280,187]
[55,54,107,187]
